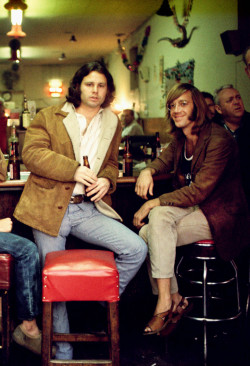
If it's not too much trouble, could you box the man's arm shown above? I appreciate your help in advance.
[22,109,79,182]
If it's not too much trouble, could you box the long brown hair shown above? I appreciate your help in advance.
[166,83,208,138]
[66,61,115,108]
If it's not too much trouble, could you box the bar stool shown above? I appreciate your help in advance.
[42,249,120,366]
[0,254,14,366]
[176,240,241,365]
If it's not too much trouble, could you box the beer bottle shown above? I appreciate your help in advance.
[9,140,20,180]
[155,132,161,158]
[123,137,133,176]
[83,155,91,200]
[8,122,19,156]
[21,94,31,129]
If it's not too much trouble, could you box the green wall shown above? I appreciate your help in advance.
[106,0,250,118]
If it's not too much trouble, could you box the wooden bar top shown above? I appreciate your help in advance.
[0,172,172,188]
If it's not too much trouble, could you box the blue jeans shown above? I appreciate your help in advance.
[33,201,147,359]
[0,233,41,321]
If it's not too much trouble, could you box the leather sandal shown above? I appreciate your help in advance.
[143,302,174,336]
[160,297,193,336]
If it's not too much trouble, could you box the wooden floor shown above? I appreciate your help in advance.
[2,262,250,366]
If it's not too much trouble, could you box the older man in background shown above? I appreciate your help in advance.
[214,84,250,207]
[121,109,144,142]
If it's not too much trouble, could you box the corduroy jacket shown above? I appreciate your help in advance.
[149,121,249,261]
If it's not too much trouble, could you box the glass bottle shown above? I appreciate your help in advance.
[123,137,133,176]
[8,122,19,156]
[21,94,31,129]
[145,142,152,164]
[9,140,20,180]
[83,155,91,200]
[155,132,161,158]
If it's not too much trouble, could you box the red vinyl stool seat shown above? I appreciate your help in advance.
[0,254,14,366]
[42,249,120,366]
[176,240,241,364]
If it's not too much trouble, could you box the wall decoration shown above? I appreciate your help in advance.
[2,69,19,90]
[117,26,151,72]
[164,59,195,100]
[158,0,197,48]
[165,59,195,83]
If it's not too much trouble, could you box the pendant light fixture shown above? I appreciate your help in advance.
[70,35,77,42]
[4,0,27,37]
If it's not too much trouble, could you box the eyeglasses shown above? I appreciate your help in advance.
[168,100,190,111]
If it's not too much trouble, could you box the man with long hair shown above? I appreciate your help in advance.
[133,83,249,336]
[14,61,147,359]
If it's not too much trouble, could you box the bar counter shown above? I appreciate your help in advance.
[0,171,173,233]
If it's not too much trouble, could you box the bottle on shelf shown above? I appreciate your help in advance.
[155,132,161,158]
[83,155,91,201]
[21,94,31,129]
[123,137,133,176]
[8,122,19,156]
[145,141,153,164]
[9,133,20,180]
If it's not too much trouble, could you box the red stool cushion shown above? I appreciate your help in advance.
[189,240,216,258]
[0,254,14,290]
[42,250,119,303]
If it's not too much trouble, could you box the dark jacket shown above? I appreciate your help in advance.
[149,121,249,261]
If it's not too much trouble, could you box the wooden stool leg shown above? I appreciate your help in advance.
[2,290,11,366]
[42,302,53,366]
[108,302,120,366]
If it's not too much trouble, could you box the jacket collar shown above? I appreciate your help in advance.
[192,121,211,170]
[175,121,211,171]
[60,102,118,174]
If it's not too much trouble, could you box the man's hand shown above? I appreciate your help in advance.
[135,168,155,200]
[86,177,110,202]
[0,218,13,233]
[74,166,98,186]
[133,198,160,229]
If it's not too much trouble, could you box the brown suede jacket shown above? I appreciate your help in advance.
[14,102,122,236]
[149,121,249,261]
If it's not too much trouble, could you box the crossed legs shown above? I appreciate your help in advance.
[139,205,212,334]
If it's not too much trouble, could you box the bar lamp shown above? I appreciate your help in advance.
[4,0,27,37]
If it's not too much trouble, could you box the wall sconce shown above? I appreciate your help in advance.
[5,0,27,37]
[49,80,63,98]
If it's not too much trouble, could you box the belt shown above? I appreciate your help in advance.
[69,195,85,204]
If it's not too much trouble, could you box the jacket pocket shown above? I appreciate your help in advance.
[31,174,57,189]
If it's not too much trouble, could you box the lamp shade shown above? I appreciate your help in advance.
[4,0,27,11]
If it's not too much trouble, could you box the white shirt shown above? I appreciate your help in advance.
[73,109,103,195]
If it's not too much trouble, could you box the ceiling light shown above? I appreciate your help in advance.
[4,0,27,24]
[59,53,66,61]
[70,35,77,42]
[5,0,27,37]
[4,0,27,11]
